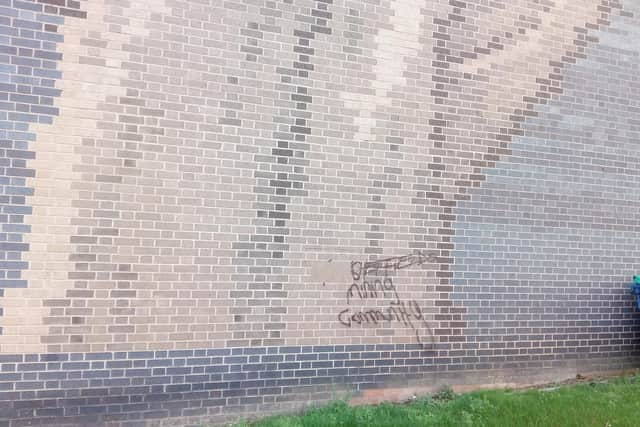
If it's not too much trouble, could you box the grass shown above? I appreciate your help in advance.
[232,376,640,427]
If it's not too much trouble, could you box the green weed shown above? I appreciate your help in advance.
[230,375,640,427]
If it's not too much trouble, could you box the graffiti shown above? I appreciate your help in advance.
[346,277,399,305]
[350,251,438,280]
[338,251,439,347]
[339,283,431,345]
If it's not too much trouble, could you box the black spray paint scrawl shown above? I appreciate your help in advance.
[338,251,439,347]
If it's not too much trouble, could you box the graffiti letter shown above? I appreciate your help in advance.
[338,309,352,327]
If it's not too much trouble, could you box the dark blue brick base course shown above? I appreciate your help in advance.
[0,343,638,426]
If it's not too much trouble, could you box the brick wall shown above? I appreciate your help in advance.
[1,0,640,425]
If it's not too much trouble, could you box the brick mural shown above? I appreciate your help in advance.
[0,0,639,425]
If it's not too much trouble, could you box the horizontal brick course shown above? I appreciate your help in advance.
[0,345,636,425]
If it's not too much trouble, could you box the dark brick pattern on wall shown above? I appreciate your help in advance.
[230,0,334,348]
[0,344,637,426]
[1,0,640,426]
[452,8,640,358]
[0,0,85,308]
